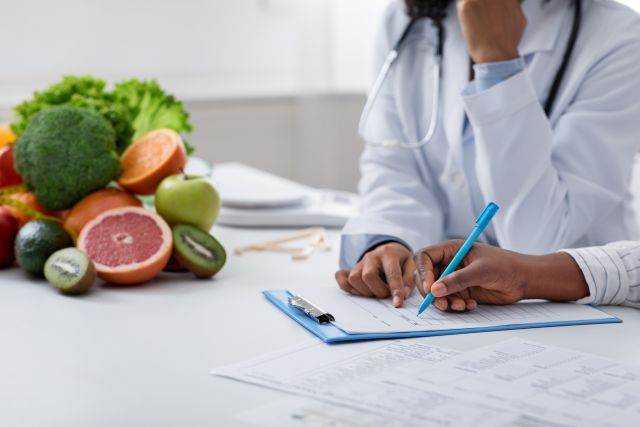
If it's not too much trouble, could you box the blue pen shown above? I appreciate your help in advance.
[417,202,499,315]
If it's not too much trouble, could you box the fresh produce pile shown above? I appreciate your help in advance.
[0,76,225,295]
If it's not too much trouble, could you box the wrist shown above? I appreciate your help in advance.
[522,253,589,301]
[472,47,520,65]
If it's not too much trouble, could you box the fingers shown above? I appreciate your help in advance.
[431,268,474,299]
[432,293,477,312]
[335,269,361,296]
[414,251,435,298]
[414,240,464,296]
[448,293,467,312]
[459,288,477,311]
[347,262,374,297]
[362,261,391,299]
[429,268,480,312]
[335,242,417,306]
[338,253,391,299]
[402,256,416,298]
[381,257,404,307]
[433,296,448,311]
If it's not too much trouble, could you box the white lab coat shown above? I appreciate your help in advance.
[342,0,640,256]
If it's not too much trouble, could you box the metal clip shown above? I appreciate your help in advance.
[288,294,335,324]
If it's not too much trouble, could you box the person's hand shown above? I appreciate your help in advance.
[414,240,590,312]
[415,240,526,311]
[457,0,527,64]
[335,242,416,308]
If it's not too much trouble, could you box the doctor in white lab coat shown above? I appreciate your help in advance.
[336,0,640,307]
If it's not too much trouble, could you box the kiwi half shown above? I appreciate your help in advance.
[172,224,226,279]
[44,248,96,295]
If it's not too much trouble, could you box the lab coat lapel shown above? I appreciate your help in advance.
[440,11,468,159]
[438,0,569,150]
[519,0,570,57]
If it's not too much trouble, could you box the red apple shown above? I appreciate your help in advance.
[0,206,19,268]
[0,145,22,188]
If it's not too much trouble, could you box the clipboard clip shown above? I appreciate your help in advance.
[288,294,335,325]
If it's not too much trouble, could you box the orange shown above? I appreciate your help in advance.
[77,206,172,285]
[118,129,187,195]
[0,127,16,149]
[2,191,61,227]
[64,188,142,237]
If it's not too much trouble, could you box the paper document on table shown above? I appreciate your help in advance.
[215,340,526,426]
[296,287,616,334]
[424,338,640,427]
[212,339,460,410]
[215,338,640,427]
[236,397,421,427]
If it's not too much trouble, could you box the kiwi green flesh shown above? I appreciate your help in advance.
[172,224,226,279]
[44,248,96,295]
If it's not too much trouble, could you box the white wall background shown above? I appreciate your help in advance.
[0,0,389,106]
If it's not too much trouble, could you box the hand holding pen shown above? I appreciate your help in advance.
[414,239,590,312]
[416,202,499,314]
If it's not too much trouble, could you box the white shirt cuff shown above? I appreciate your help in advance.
[560,246,630,305]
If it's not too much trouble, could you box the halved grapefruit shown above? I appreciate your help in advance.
[77,206,172,285]
[64,188,143,238]
[117,129,187,195]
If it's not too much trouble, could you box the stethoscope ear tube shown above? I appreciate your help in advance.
[544,0,581,116]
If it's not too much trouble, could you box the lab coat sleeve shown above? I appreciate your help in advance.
[462,28,640,254]
[339,3,445,268]
[561,241,640,308]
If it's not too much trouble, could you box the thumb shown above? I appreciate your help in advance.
[430,267,476,298]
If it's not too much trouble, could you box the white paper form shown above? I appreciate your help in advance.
[295,287,617,334]
[403,338,640,427]
[214,340,536,426]
[212,339,460,411]
[214,338,640,427]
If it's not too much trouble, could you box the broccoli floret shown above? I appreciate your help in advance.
[14,106,122,210]
[11,76,134,153]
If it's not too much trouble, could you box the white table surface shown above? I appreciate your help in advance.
[1,225,639,427]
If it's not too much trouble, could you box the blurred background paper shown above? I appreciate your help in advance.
[213,163,359,227]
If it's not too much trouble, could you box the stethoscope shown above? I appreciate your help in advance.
[359,0,582,149]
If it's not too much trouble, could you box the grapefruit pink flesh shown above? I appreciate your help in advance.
[78,207,172,285]
[64,188,142,238]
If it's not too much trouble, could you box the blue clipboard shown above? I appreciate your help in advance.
[263,289,622,344]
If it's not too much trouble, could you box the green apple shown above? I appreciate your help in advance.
[154,174,220,232]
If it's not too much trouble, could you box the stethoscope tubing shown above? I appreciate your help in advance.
[360,0,581,149]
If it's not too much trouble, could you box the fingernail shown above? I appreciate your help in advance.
[452,302,464,311]
[393,295,401,307]
[404,286,412,298]
[434,300,446,311]
[467,300,477,310]
[431,282,446,296]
